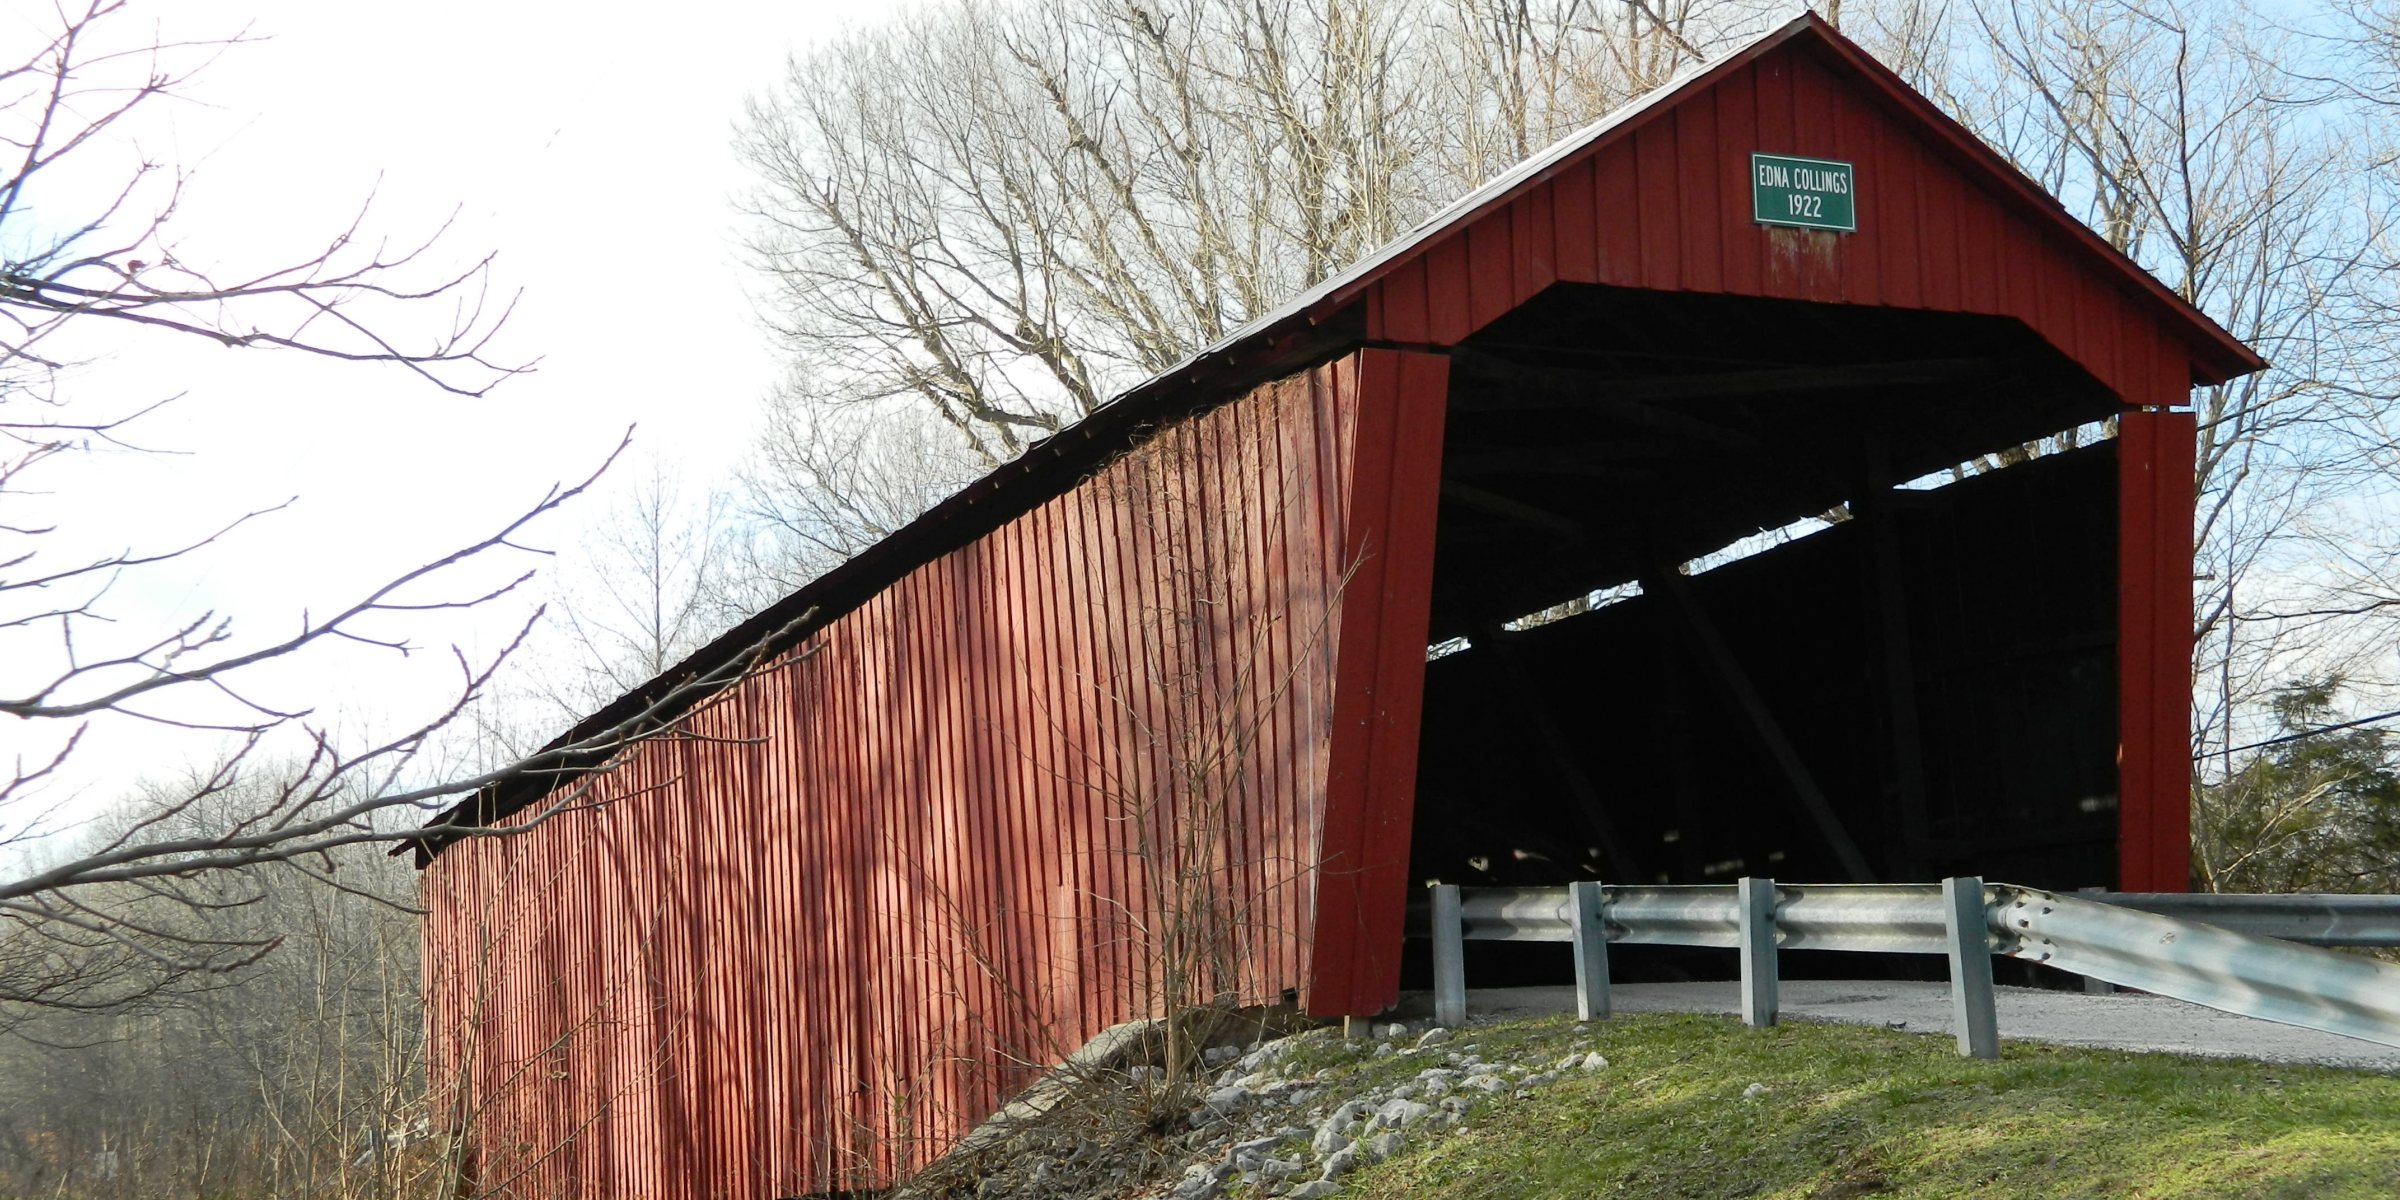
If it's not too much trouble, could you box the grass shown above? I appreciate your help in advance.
[1312,1013,2400,1199]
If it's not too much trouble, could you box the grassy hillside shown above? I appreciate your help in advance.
[1279,1013,2399,1200]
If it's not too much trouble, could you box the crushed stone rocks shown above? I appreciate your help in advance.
[898,1016,1614,1199]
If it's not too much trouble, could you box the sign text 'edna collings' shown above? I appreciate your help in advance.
[1751,153,1856,233]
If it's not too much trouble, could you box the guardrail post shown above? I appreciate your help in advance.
[1739,877,1778,1028]
[1569,881,1610,1020]
[1432,884,1467,1028]
[2076,887,2115,993]
[1942,875,2000,1059]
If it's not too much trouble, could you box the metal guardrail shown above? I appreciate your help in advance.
[1416,878,2400,1058]
[2084,892,2400,947]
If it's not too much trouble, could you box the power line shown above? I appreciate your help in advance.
[2203,706,2400,760]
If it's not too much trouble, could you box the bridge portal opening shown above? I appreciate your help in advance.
[1403,285,2128,982]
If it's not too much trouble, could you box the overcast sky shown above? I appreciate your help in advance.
[7,1,897,820]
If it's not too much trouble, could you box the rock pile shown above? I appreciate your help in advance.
[899,1016,1610,1199]
[1152,1022,1610,1199]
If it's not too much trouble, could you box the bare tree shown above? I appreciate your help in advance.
[0,1,809,1023]
[0,790,443,1199]
[730,0,1775,567]
[706,390,985,617]
[504,458,747,724]
[2318,0,2400,111]
[1844,0,2400,881]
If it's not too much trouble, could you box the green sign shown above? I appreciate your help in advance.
[1751,153,1855,232]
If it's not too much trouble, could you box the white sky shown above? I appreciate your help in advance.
[4,1,897,825]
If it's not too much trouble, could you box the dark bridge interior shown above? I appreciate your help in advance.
[1407,283,2127,919]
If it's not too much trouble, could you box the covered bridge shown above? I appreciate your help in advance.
[416,14,2260,1197]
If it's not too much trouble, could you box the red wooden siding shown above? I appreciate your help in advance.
[2117,407,2198,891]
[1306,350,1450,1017]
[422,357,1403,1198]
[1361,45,2194,412]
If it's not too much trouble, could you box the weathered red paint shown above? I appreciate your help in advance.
[2117,407,2199,891]
[1361,49,2229,417]
[1306,350,1450,1018]
[423,360,1424,1197]
[1340,18,2258,394]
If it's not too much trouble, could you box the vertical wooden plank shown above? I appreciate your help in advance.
[1634,124,1683,291]
[2118,404,2159,887]
[1295,368,1349,1000]
[1307,348,1450,1017]
[1877,119,1922,309]
[1553,159,1603,284]
[1955,178,2001,321]
[2118,406,2196,892]
[1467,218,1517,334]
[1751,54,1804,299]
[838,594,880,1188]
[1112,418,1168,1018]
[1373,257,1432,343]
[2028,224,2068,340]
[1593,145,1641,287]
[759,665,797,1190]
[1714,63,1765,298]
[1014,513,1061,1065]
[1831,85,1880,306]
[1912,140,1961,311]
[895,575,931,1173]
[798,646,835,1180]
[1228,393,1271,992]
[792,631,829,1186]
[995,522,1042,1090]
[1788,54,1832,157]
[1425,235,1476,344]
[667,739,700,1190]
[1999,218,2040,329]
[938,542,977,1137]
[709,701,751,1193]
[1067,484,1115,1040]
[1753,53,1795,160]
[1006,510,1060,1059]
[2049,258,2087,375]
[1069,478,1124,1034]
[1040,497,1087,1050]
[1674,93,1724,295]
[1786,57,1843,303]
[2087,288,2126,403]
[1510,183,1556,305]
[1216,399,1267,996]
[972,536,1010,1125]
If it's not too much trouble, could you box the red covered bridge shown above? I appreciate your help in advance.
[416,14,2260,1197]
